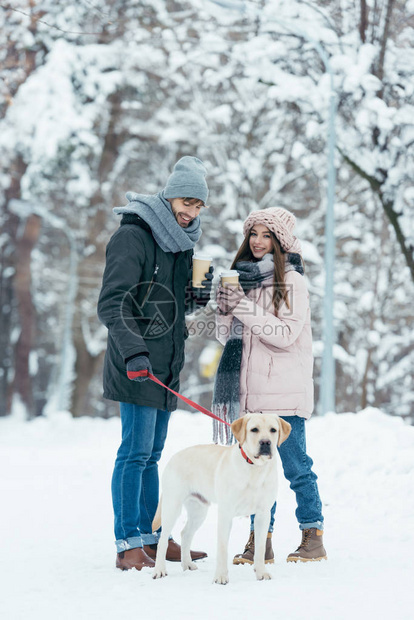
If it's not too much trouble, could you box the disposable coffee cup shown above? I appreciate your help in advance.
[192,254,213,288]
[220,270,239,286]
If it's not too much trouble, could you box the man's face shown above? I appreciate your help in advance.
[169,198,204,228]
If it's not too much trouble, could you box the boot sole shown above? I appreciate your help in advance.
[116,564,154,570]
[144,552,208,562]
[286,555,328,563]
[233,558,274,565]
[162,555,207,563]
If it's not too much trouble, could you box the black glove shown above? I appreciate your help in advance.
[126,355,153,382]
[193,265,214,302]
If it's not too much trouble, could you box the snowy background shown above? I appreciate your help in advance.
[1,406,413,619]
[1,0,413,422]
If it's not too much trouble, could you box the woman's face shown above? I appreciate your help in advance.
[249,224,273,260]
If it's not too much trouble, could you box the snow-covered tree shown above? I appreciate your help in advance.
[0,0,412,420]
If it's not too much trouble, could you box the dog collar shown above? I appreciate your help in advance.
[239,444,254,465]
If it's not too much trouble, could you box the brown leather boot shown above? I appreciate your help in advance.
[116,547,155,571]
[233,532,274,565]
[143,538,207,562]
[287,528,327,562]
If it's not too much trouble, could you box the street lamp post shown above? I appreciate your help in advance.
[208,0,337,415]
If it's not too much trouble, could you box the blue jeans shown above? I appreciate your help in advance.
[112,403,171,553]
[251,416,324,533]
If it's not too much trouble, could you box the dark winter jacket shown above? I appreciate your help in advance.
[97,214,203,411]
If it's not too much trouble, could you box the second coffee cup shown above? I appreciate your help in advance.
[220,269,239,286]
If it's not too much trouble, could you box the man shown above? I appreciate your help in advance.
[98,157,213,570]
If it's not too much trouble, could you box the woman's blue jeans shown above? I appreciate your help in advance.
[251,415,324,533]
[112,403,171,553]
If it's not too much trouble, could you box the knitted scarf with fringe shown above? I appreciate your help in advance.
[212,252,303,444]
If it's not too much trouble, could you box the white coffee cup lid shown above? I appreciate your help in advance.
[221,270,239,277]
[193,253,213,261]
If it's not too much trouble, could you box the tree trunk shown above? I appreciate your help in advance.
[70,92,124,417]
[360,0,368,43]
[0,156,28,416]
[361,348,373,410]
[12,213,42,417]
[0,4,45,415]
[375,0,395,84]
[71,344,103,418]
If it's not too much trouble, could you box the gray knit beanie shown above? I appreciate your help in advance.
[164,156,209,205]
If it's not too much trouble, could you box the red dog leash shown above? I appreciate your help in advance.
[127,370,232,427]
[128,371,253,463]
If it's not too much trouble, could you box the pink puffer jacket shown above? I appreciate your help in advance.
[216,271,314,419]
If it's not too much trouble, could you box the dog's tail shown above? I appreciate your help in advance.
[152,496,162,532]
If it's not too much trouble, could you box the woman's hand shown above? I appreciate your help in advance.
[216,284,245,314]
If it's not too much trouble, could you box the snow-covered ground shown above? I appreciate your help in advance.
[1,407,413,620]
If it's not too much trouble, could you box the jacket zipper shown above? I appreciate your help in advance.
[141,264,159,308]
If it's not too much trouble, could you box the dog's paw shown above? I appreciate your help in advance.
[152,567,168,579]
[182,560,198,572]
[214,573,229,585]
[256,571,272,581]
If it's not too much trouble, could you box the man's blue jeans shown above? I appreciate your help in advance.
[251,415,324,533]
[112,403,171,553]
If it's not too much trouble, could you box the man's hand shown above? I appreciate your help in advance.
[126,355,153,381]
[216,284,245,314]
[192,265,214,302]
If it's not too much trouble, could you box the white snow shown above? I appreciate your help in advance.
[1,407,413,619]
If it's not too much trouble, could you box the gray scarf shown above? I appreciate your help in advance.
[212,253,303,444]
[113,191,202,253]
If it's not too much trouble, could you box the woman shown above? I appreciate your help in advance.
[212,207,327,564]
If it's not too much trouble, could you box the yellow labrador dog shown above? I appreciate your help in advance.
[152,413,291,584]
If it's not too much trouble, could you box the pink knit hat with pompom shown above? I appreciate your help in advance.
[243,207,302,255]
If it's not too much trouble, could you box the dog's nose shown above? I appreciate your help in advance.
[259,439,272,455]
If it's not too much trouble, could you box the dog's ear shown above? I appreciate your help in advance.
[278,417,291,446]
[231,415,248,445]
